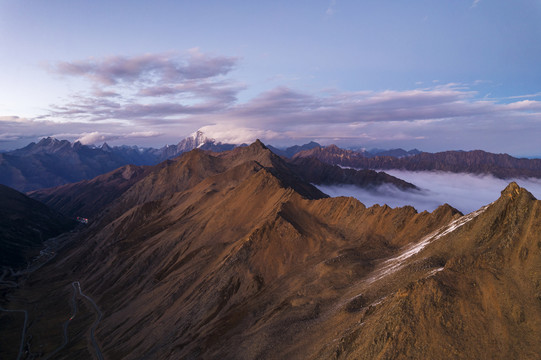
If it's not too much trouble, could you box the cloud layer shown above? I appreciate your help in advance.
[317,171,541,214]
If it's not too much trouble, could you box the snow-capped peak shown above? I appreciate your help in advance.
[189,130,216,148]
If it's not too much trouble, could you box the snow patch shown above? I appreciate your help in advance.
[427,267,445,278]
[366,204,489,284]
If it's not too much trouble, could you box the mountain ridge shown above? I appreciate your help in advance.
[294,145,541,179]
[5,142,541,359]
[29,140,418,220]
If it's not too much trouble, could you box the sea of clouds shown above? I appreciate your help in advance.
[317,170,541,214]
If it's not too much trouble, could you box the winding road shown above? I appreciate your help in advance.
[0,306,28,360]
[44,282,79,360]
[74,281,104,360]
[44,281,103,359]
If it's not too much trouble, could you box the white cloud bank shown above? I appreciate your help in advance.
[317,170,541,214]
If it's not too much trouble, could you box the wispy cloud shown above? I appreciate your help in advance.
[53,48,237,85]
[326,0,337,16]
[42,50,243,126]
[198,124,281,144]
[228,84,490,125]
[0,116,27,123]
[76,131,111,145]
[471,0,481,8]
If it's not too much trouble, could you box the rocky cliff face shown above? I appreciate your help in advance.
[3,142,541,360]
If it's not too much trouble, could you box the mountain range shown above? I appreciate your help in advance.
[29,142,416,220]
[4,130,541,193]
[1,141,541,359]
[295,145,541,179]
[0,131,240,192]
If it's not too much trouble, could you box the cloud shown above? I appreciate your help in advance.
[224,84,499,129]
[198,124,281,144]
[326,0,337,16]
[93,89,121,98]
[42,50,243,126]
[125,131,161,138]
[75,131,113,144]
[317,170,541,214]
[504,100,541,111]
[14,79,541,155]
[5,49,539,155]
[0,116,28,123]
[53,49,238,85]
[0,133,22,141]
[471,0,481,8]
[137,79,243,104]
[74,130,162,144]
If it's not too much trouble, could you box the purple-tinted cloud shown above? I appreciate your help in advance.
[23,50,541,155]
[137,79,242,104]
[53,49,237,85]
[93,89,121,98]
[228,85,498,126]
[43,50,243,126]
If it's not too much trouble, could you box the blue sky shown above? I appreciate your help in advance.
[1,0,540,155]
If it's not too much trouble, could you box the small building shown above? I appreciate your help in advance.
[76,216,89,224]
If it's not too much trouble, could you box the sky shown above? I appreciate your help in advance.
[1,0,540,155]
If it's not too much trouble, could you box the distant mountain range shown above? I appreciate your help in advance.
[2,140,541,359]
[3,131,541,193]
[0,131,239,192]
[294,145,541,179]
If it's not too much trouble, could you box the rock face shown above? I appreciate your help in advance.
[295,145,541,178]
[0,184,74,267]
[3,142,541,359]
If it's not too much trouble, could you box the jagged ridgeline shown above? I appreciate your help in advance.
[2,141,541,359]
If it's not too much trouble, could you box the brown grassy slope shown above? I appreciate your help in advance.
[10,141,541,360]
[314,182,541,360]
[38,142,458,359]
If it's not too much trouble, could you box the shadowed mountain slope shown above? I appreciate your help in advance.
[0,184,75,268]
[289,156,418,191]
[0,137,158,192]
[28,164,151,219]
